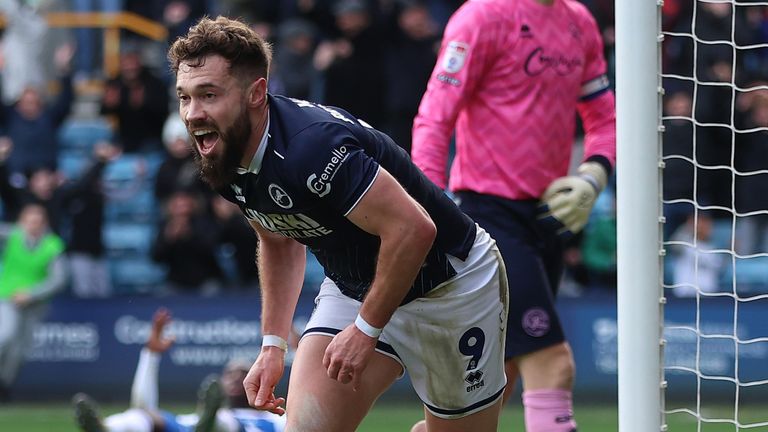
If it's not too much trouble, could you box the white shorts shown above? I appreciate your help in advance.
[303,226,509,419]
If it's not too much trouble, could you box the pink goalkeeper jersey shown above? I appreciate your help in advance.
[412,0,616,200]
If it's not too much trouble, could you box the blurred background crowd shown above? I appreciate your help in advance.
[0,0,766,302]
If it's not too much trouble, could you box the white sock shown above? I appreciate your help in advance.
[103,408,154,432]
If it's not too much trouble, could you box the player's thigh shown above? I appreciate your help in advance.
[424,398,503,432]
[389,227,507,422]
[285,334,401,432]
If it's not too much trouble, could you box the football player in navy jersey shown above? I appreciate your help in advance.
[169,16,509,432]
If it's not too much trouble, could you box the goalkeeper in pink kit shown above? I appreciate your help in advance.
[411,0,616,431]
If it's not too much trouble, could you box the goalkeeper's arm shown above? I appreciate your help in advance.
[538,159,610,236]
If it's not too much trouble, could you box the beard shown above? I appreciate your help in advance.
[190,105,252,190]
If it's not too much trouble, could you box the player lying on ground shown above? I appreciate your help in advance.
[73,308,287,432]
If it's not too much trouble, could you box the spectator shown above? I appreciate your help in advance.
[586,0,616,88]
[100,43,169,154]
[73,308,287,432]
[0,43,74,180]
[155,113,210,206]
[671,212,724,298]
[60,143,122,298]
[70,0,123,81]
[272,18,318,100]
[662,89,696,239]
[581,184,617,291]
[151,190,223,296]
[0,158,66,233]
[384,1,439,153]
[0,203,68,402]
[214,0,284,39]
[161,0,210,43]
[0,0,48,105]
[211,195,259,291]
[314,0,387,127]
[734,86,768,256]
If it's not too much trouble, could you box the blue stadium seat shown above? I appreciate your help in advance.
[102,222,155,258]
[104,187,157,224]
[304,252,326,290]
[102,155,159,223]
[719,256,768,293]
[58,119,114,151]
[57,149,91,179]
[109,257,167,295]
[103,154,149,184]
[710,219,733,250]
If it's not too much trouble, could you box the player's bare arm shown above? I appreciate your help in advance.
[244,221,305,415]
[323,168,436,390]
[146,308,174,353]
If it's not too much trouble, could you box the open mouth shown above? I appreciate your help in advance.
[192,129,220,156]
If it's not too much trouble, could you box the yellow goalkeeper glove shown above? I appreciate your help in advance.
[537,161,608,237]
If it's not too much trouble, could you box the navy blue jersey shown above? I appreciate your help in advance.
[219,94,476,304]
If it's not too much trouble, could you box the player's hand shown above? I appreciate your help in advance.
[0,137,13,163]
[537,162,608,237]
[323,324,377,391]
[146,308,175,353]
[244,348,286,415]
[11,292,32,308]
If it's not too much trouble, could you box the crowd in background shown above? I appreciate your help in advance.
[0,0,766,300]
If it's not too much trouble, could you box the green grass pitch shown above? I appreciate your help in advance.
[0,402,765,431]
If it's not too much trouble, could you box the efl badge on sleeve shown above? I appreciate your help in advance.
[442,41,469,74]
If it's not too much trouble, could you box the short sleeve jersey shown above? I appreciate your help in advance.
[219,94,477,304]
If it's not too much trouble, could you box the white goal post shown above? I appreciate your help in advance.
[616,1,664,431]
[617,1,768,431]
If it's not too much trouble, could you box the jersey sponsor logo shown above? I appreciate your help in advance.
[441,41,469,74]
[244,209,333,238]
[522,307,550,337]
[524,47,583,76]
[306,146,349,197]
[268,183,293,209]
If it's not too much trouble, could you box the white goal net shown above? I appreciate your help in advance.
[660,0,768,430]
[618,0,768,431]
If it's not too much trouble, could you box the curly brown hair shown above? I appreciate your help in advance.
[168,16,273,84]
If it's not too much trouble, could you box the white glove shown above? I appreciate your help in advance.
[538,161,608,236]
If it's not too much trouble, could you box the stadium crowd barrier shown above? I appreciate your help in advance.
[12,294,768,403]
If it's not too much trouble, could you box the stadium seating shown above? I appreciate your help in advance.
[58,118,114,152]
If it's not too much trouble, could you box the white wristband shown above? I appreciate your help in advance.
[261,334,288,351]
[354,314,383,339]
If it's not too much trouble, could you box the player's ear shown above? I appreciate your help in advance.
[247,78,267,107]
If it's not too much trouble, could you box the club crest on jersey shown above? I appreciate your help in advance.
[307,146,349,197]
[268,183,293,209]
[442,41,469,74]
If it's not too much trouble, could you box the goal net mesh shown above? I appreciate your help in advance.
[661,0,768,428]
